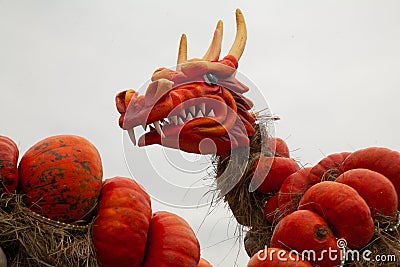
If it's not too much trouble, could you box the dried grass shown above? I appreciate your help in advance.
[213,117,274,229]
[0,193,98,267]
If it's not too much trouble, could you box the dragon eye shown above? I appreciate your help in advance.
[203,73,218,85]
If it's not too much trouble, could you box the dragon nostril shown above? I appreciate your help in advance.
[204,73,218,85]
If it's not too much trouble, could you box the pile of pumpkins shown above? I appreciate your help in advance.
[246,137,400,266]
[0,135,212,267]
[2,133,400,266]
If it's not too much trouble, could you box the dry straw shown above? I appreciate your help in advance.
[0,193,99,267]
[213,114,277,256]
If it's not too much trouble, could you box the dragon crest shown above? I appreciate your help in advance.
[116,9,256,156]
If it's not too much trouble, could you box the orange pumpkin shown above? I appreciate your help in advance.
[197,258,212,267]
[92,177,152,267]
[0,135,19,193]
[142,211,200,267]
[266,137,290,158]
[307,151,351,183]
[339,147,400,207]
[277,167,313,219]
[18,135,102,222]
[253,156,300,194]
[298,181,374,249]
[263,193,279,224]
[336,168,398,218]
[270,210,340,267]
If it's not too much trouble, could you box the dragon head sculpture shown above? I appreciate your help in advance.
[116,9,256,156]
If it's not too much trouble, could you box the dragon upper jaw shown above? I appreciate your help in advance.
[118,86,241,152]
[136,103,219,147]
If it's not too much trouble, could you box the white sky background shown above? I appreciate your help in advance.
[1,1,400,266]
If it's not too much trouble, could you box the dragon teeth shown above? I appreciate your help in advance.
[199,103,206,115]
[189,106,195,116]
[195,110,203,118]
[180,109,186,118]
[153,121,165,138]
[169,115,178,125]
[127,128,136,146]
[151,103,211,130]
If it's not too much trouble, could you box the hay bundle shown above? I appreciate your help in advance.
[213,115,400,266]
[213,120,273,229]
[0,193,99,267]
[213,115,277,260]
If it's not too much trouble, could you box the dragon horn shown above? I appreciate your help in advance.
[177,34,188,65]
[227,9,247,61]
[202,20,223,61]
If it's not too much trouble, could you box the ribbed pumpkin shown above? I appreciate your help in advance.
[338,147,400,207]
[277,167,313,219]
[298,181,374,249]
[197,258,212,267]
[263,193,279,224]
[0,136,19,194]
[307,151,351,183]
[18,135,102,223]
[253,156,300,194]
[336,168,398,218]
[92,177,152,267]
[142,211,200,267]
[266,137,290,158]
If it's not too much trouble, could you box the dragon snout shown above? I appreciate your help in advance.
[116,89,138,114]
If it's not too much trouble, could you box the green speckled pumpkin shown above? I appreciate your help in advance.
[18,135,103,223]
[0,135,19,194]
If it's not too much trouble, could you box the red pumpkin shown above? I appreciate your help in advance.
[197,258,212,267]
[270,210,340,266]
[142,211,200,267]
[263,193,279,224]
[253,157,300,194]
[308,152,351,183]
[247,248,312,267]
[92,177,152,267]
[339,147,400,207]
[298,181,374,249]
[277,167,313,219]
[336,168,398,218]
[18,135,102,222]
[267,137,290,158]
[0,136,19,193]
